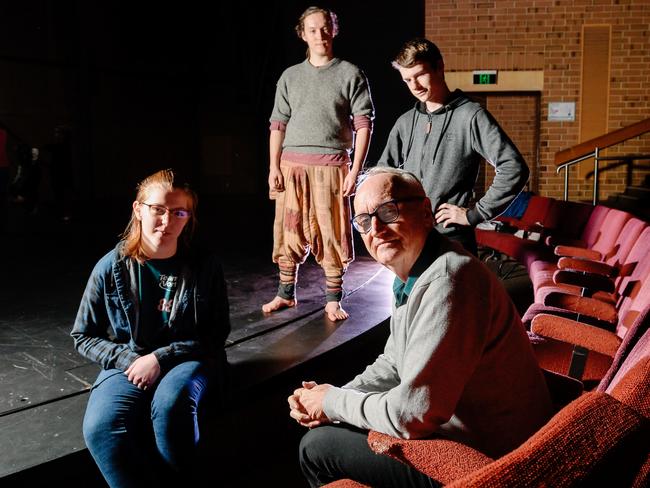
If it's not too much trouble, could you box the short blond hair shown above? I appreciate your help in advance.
[392,38,443,70]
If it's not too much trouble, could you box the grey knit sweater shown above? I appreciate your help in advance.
[270,58,374,155]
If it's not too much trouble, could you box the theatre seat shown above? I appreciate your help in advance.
[523,226,650,382]
[476,198,596,263]
[523,225,650,324]
[529,207,632,300]
[533,218,647,305]
[475,197,593,269]
[323,324,650,487]
[528,302,649,382]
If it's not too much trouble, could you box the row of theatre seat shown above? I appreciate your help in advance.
[325,195,650,487]
[478,196,650,387]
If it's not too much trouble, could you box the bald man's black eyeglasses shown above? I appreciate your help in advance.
[351,197,424,234]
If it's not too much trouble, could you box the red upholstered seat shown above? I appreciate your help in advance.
[526,290,650,383]
[522,225,650,382]
[324,203,649,487]
[524,226,650,323]
[475,197,593,268]
[323,324,650,487]
[534,218,647,304]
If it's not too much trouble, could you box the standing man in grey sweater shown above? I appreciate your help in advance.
[263,6,374,321]
[378,38,529,255]
[288,167,552,488]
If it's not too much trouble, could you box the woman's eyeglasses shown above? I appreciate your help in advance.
[139,202,191,219]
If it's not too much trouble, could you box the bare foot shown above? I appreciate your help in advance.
[325,301,349,321]
[262,296,296,313]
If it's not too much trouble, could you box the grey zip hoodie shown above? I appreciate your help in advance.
[378,89,529,233]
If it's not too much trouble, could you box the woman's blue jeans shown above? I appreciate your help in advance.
[83,361,213,488]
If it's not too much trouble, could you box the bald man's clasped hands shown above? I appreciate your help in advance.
[289,381,332,428]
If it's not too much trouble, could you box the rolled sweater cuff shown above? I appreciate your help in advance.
[352,115,373,132]
[269,120,287,132]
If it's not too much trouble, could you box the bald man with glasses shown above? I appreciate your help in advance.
[288,167,552,488]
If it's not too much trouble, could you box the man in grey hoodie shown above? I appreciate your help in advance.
[378,38,529,254]
[288,168,552,488]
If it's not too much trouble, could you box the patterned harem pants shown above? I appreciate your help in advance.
[271,160,353,302]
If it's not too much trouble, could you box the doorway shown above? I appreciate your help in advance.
[469,92,541,201]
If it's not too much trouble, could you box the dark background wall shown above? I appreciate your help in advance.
[0,1,424,206]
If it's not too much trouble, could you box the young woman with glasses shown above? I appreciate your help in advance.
[71,168,230,487]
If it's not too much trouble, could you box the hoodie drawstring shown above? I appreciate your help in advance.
[431,106,451,169]
[404,101,453,172]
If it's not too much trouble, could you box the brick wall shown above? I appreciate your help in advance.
[471,93,539,201]
[425,0,650,201]
[486,94,540,191]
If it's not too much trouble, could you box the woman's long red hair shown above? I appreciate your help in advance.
[120,169,198,262]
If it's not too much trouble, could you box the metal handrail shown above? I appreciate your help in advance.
[556,149,600,204]
[554,118,650,204]
[557,150,650,205]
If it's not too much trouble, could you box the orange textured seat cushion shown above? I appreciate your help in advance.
[445,392,647,488]
[323,480,369,488]
[367,432,492,484]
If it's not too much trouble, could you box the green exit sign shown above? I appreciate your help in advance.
[473,70,497,85]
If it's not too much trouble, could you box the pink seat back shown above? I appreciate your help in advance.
[605,322,650,417]
[605,218,647,268]
[614,226,650,293]
[589,208,632,258]
[520,196,555,228]
[577,205,611,248]
[617,257,650,339]
[545,200,594,242]
[616,228,650,330]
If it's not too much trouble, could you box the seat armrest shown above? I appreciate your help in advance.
[557,257,616,277]
[545,236,586,248]
[531,313,621,357]
[446,393,643,488]
[543,292,618,323]
[524,306,615,332]
[553,269,615,294]
[554,245,602,261]
[367,431,493,484]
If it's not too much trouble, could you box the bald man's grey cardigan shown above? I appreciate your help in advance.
[323,236,552,458]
